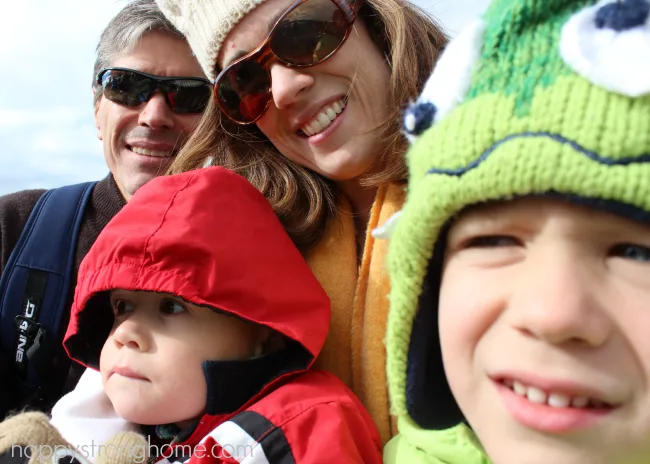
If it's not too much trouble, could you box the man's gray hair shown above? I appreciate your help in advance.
[93,0,185,106]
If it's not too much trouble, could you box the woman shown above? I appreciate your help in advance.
[158,0,447,443]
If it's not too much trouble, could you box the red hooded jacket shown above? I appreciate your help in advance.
[63,167,381,463]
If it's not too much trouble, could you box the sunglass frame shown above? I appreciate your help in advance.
[214,0,364,124]
[96,67,212,114]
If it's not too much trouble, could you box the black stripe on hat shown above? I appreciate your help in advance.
[230,411,296,464]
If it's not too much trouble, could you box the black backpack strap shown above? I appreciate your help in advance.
[0,181,96,403]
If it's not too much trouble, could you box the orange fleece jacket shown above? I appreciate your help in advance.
[307,182,406,445]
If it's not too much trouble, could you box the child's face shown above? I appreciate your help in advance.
[439,197,650,464]
[100,290,266,427]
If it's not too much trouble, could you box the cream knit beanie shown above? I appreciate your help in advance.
[156,0,269,81]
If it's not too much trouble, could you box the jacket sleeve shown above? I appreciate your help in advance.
[0,189,46,418]
[278,399,383,463]
[184,400,382,464]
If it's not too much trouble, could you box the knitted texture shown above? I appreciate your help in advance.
[386,0,650,424]
[0,412,65,462]
[156,0,268,81]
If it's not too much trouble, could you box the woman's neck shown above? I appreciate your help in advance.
[339,179,378,257]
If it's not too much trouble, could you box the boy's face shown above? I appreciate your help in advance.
[439,197,650,464]
[100,290,266,427]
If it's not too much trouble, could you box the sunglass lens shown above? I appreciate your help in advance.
[101,70,153,107]
[270,0,348,65]
[217,60,270,123]
[164,80,211,113]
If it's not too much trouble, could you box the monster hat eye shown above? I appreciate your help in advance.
[596,0,650,31]
[560,0,650,97]
[402,18,487,143]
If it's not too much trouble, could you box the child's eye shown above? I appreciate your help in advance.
[610,243,650,262]
[112,299,134,316]
[463,235,520,248]
[160,299,187,315]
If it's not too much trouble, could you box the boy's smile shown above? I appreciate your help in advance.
[494,374,618,433]
[439,197,650,464]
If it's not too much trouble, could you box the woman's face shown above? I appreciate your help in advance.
[218,0,392,182]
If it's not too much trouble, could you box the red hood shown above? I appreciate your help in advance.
[63,167,330,372]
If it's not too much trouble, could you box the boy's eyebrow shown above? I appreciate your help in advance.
[453,204,510,228]
[448,204,536,240]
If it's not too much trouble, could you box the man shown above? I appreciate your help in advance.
[0,0,210,418]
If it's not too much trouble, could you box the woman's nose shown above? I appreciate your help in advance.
[269,63,315,110]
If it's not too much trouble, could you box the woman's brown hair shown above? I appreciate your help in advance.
[168,0,448,252]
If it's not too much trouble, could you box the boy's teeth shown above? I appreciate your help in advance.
[571,396,589,408]
[526,386,547,404]
[506,380,608,409]
[547,393,571,408]
[513,381,526,396]
[301,99,346,136]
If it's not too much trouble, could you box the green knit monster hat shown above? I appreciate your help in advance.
[384,0,650,430]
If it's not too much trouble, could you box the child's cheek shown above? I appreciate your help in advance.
[439,259,507,399]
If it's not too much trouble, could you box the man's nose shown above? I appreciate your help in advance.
[138,91,176,130]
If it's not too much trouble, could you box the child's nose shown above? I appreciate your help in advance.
[507,250,613,348]
[111,318,151,352]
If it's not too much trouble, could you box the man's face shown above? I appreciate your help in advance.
[94,32,206,200]
[439,197,650,464]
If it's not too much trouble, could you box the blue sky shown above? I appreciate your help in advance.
[0,0,489,196]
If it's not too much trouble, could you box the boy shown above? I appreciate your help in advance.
[382,0,650,463]
[0,167,381,464]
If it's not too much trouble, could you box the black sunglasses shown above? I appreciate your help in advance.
[214,0,362,124]
[96,67,212,114]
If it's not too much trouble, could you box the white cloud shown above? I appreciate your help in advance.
[0,106,107,192]
[0,0,490,196]
[0,107,85,128]
[421,0,491,36]
[0,0,123,195]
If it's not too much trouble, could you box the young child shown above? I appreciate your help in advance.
[381,0,650,463]
[0,167,382,464]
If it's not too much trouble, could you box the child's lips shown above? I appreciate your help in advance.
[489,372,625,434]
[496,376,617,409]
[112,365,149,381]
[495,380,615,433]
